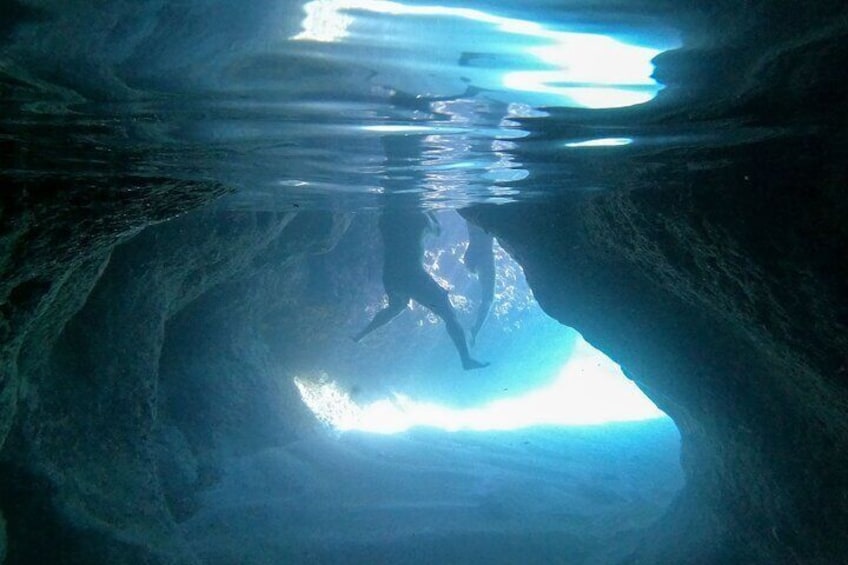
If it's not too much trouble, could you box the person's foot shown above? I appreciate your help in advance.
[462,358,490,371]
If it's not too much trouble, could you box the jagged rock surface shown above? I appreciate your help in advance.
[466,134,848,563]
[0,176,229,480]
[1,208,350,564]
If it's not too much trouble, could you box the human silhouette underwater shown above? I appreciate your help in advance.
[353,208,489,370]
[463,221,495,347]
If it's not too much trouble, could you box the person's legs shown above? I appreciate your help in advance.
[412,275,488,370]
[463,223,495,347]
[470,258,495,346]
[352,293,409,342]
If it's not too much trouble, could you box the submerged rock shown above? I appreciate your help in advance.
[1,207,350,563]
[0,508,5,564]
[466,133,848,563]
[0,174,229,452]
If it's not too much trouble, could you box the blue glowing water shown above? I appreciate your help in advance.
[213,2,680,208]
[290,210,668,432]
[5,1,695,210]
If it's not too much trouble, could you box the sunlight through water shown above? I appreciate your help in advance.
[291,0,680,109]
[565,137,634,148]
[294,336,667,434]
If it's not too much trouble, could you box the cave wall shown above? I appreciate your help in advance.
[466,134,848,563]
[0,206,350,564]
[0,170,228,563]
[0,175,229,454]
[0,509,5,564]
[155,211,351,518]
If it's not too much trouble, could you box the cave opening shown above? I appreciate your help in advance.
[292,210,669,433]
[152,208,684,564]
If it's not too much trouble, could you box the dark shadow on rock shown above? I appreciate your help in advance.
[2,206,351,561]
[465,132,848,563]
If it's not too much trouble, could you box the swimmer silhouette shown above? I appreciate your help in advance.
[463,221,495,346]
[353,208,489,370]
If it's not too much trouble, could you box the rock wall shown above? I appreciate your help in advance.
[1,206,350,564]
[466,134,848,563]
[0,509,5,564]
[0,175,228,454]
[156,211,351,519]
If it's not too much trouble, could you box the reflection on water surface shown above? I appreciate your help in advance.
[1,1,691,210]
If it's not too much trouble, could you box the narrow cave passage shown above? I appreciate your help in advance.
[158,210,684,565]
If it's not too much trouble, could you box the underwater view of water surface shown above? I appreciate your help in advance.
[5,0,845,563]
[5,0,692,208]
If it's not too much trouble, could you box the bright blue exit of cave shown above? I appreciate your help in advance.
[291,0,681,109]
[294,212,669,435]
[295,336,667,434]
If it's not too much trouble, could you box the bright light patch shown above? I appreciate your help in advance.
[292,0,679,109]
[360,124,465,134]
[565,137,633,148]
[294,337,666,434]
[294,0,566,43]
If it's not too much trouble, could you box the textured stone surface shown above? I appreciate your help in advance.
[2,208,350,563]
[0,508,5,564]
[466,133,848,563]
[0,175,228,453]
[156,211,351,518]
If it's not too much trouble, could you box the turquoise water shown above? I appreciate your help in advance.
[184,420,682,564]
[4,0,701,210]
[292,209,668,431]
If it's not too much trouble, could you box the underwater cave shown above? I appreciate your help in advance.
[2,0,848,564]
[154,210,684,564]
